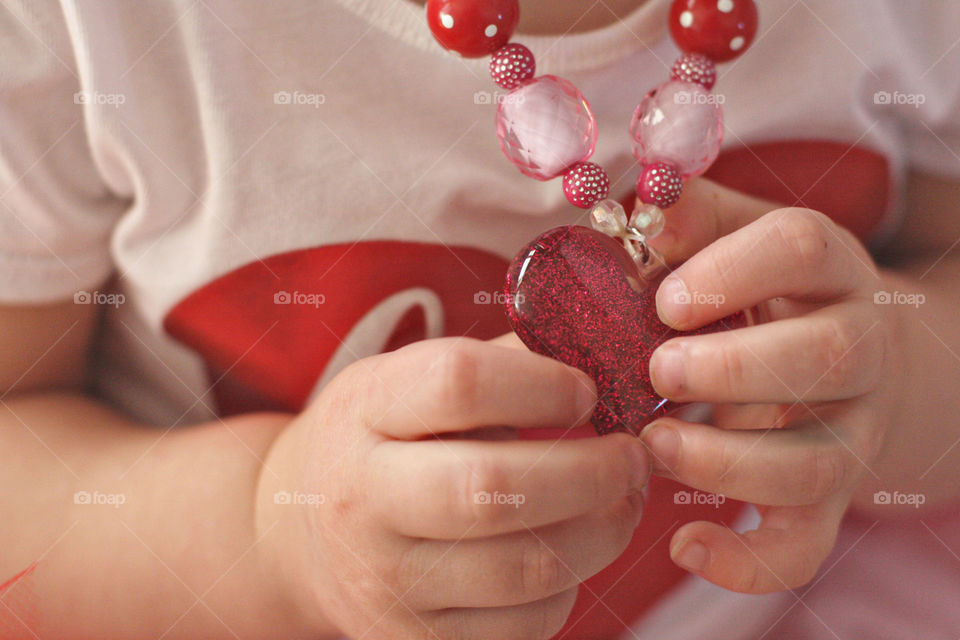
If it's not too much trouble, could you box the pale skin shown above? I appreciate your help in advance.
[5,5,960,640]
[4,170,960,638]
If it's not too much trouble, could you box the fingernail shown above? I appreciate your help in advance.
[657,276,691,327]
[629,440,653,490]
[640,422,680,473]
[650,343,685,398]
[672,539,709,573]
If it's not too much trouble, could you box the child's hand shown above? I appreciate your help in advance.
[257,337,650,639]
[641,179,900,593]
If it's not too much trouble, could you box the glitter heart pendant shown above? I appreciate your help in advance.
[504,224,749,435]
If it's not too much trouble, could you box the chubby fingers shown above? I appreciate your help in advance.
[346,337,596,438]
[650,300,885,404]
[427,587,579,640]
[402,492,643,608]
[668,492,848,593]
[656,207,876,330]
[640,408,875,506]
[370,433,650,538]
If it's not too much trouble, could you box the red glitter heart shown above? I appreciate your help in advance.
[504,225,747,435]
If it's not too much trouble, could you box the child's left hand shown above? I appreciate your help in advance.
[640,179,903,593]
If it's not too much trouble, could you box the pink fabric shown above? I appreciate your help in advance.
[626,506,960,639]
[769,507,960,639]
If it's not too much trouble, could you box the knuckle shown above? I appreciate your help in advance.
[700,240,740,293]
[520,538,566,598]
[800,444,846,500]
[814,317,862,392]
[714,434,744,493]
[713,340,749,399]
[774,208,829,276]
[462,454,513,528]
[859,321,888,392]
[858,419,887,464]
[324,359,370,422]
[732,564,766,593]
[431,341,484,416]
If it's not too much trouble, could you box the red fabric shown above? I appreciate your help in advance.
[705,139,890,244]
[163,139,891,639]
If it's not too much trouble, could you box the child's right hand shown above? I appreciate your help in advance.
[257,336,650,640]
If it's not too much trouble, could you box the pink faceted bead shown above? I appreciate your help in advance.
[562,162,610,209]
[496,75,598,181]
[629,80,723,178]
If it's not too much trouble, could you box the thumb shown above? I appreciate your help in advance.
[646,177,783,265]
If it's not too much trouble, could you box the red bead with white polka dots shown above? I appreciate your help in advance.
[636,162,682,208]
[426,0,520,58]
[671,52,717,90]
[563,162,611,209]
[669,0,758,63]
[489,43,536,89]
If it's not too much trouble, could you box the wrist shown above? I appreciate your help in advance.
[255,415,341,639]
[850,268,932,515]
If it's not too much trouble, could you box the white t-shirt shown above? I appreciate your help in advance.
[2,1,959,636]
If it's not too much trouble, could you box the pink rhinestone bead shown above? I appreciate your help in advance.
[637,162,682,208]
[496,75,598,181]
[629,80,723,178]
[670,52,716,90]
[490,43,536,90]
[562,162,610,209]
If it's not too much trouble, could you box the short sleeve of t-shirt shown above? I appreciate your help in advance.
[0,0,125,304]
[877,1,960,180]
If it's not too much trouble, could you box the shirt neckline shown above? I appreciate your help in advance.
[329,0,671,73]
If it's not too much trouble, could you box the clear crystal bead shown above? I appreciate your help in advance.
[629,203,665,238]
[589,199,628,237]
